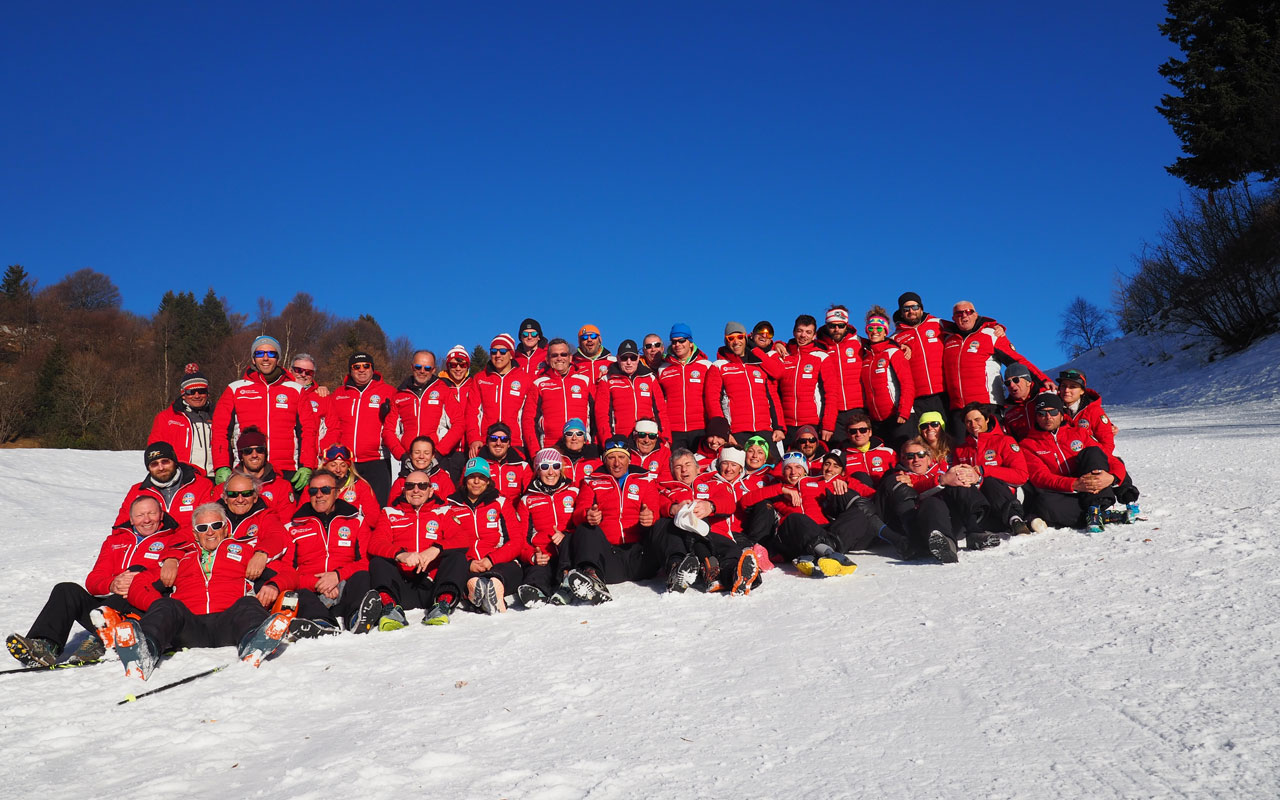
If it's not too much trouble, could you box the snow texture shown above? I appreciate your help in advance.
[2,331,1279,798]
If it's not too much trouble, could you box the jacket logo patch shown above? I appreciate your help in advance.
[310,400,319,412]
[248,524,259,537]
[984,449,997,463]
[845,347,855,357]
[486,508,499,522]
[1079,419,1090,427]
[926,330,936,339]
[563,496,574,509]
[510,381,522,391]
[803,364,814,373]
[426,520,439,537]
[148,541,165,552]
[872,457,882,466]
[275,393,289,406]
[338,526,351,539]
[968,342,980,353]
[696,483,707,492]
[1010,443,1020,451]
[182,492,195,505]
[343,489,357,502]
[627,485,640,496]
[1069,440,1084,452]
[228,543,243,554]
[429,391,440,400]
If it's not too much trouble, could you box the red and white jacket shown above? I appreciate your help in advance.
[953,422,1029,489]
[595,363,670,441]
[843,441,898,496]
[388,463,456,507]
[942,318,1049,410]
[705,346,784,433]
[818,337,865,430]
[323,373,395,463]
[572,468,662,546]
[657,350,715,433]
[285,500,373,585]
[571,349,616,385]
[369,497,448,574]
[860,339,915,423]
[523,368,595,450]
[1000,394,1042,441]
[631,444,672,481]
[127,537,291,615]
[515,346,548,377]
[114,465,215,530]
[892,314,947,397]
[430,489,522,563]
[211,468,295,525]
[1063,390,1117,455]
[657,472,737,538]
[776,341,829,427]
[1021,424,1126,493]
[148,400,213,476]
[382,376,464,460]
[465,365,531,449]
[223,499,291,561]
[740,476,832,525]
[212,369,319,473]
[84,517,190,597]
[513,480,579,557]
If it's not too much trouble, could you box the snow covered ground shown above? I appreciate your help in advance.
[2,332,1279,799]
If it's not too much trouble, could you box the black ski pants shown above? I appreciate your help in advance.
[27,582,139,650]
[296,570,374,628]
[370,556,435,611]
[432,550,522,605]
[140,596,268,652]
[1027,445,1118,527]
[567,525,661,584]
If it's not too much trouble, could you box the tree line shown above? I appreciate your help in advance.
[0,267,463,449]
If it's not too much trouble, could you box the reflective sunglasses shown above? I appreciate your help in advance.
[564,430,585,437]
[193,520,227,533]
[350,362,373,370]
[253,350,279,359]
[634,432,658,440]
[538,462,563,471]
[488,434,510,442]
[520,330,540,338]
[490,348,510,355]
[828,322,848,329]
[291,366,315,376]
[403,481,433,491]
[904,451,929,460]
[580,333,600,340]
[308,485,337,496]
[183,388,208,397]
[447,358,468,366]
[412,363,435,371]
[1004,377,1028,386]
[900,303,921,312]
[725,333,746,342]
[223,489,256,499]
[643,342,665,350]
[954,309,977,317]
[322,445,350,460]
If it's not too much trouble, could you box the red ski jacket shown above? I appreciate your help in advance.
[631,444,672,481]
[572,468,662,546]
[513,480,579,555]
[657,350,715,433]
[523,369,595,450]
[1021,424,1126,493]
[84,518,189,597]
[430,489,522,563]
[860,339,915,423]
[776,342,829,427]
[481,452,533,500]
[941,319,1049,409]
[148,401,213,476]
[595,363,670,441]
[300,383,331,423]
[818,337,865,430]
[389,463,456,507]
[515,346,548,377]
[1064,390,1117,455]
[211,468,295,525]
[740,476,831,525]
[571,349,615,385]
[323,373,395,463]
[382,376,464,460]
[891,314,947,397]
[953,423,1029,488]
[224,500,291,561]
[212,368,319,473]
[128,537,291,615]
[465,365,531,449]
[705,346,785,434]
[657,471,737,538]
[1000,393,1043,441]
[285,500,373,584]
[114,465,215,530]
[369,497,448,571]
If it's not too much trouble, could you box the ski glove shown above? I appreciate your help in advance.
[291,467,313,491]
[214,467,232,485]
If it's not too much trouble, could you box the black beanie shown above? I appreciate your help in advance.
[898,292,923,309]
[519,318,543,337]
[144,441,177,467]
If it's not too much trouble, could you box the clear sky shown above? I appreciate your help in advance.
[2,2,1185,366]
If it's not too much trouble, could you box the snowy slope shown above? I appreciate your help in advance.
[3,339,1280,798]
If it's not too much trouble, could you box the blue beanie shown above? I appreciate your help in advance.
[669,323,693,341]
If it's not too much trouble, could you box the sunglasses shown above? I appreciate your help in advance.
[520,330,539,338]
[548,351,571,359]
[253,350,279,359]
[351,362,373,370]
[564,430,585,437]
[1004,378,1028,386]
[488,434,509,442]
[403,481,433,491]
[900,303,921,311]
[866,324,887,332]
[670,337,689,345]
[580,333,600,340]
[643,342,664,349]
[308,485,336,496]
[490,348,509,355]
[919,421,941,429]
[828,322,848,329]
[238,446,267,455]
[796,437,818,445]
[955,309,977,317]
[447,359,467,366]
[1035,408,1062,417]
[183,388,208,397]
[904,451,928,460]
[725,333,746,342]
[634,432,658,440]
[223,489,256,499]
[619,354,639,362]
[291,366,315,376]
[538,462,563,471]
[847,426,870,435]
[412,364,435,372]
[193,520,227,533]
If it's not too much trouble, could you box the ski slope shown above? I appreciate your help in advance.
[2,333,1278,798]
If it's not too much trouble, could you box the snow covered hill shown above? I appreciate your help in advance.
[2,330,1279,798]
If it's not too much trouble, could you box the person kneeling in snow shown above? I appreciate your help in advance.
[1020,393,1128,533]
[92,503,300,680]
[738,451,865,577]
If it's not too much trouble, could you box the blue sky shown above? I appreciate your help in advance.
[2,2,1184,367]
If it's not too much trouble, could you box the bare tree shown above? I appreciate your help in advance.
[1059,297,1113,359]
